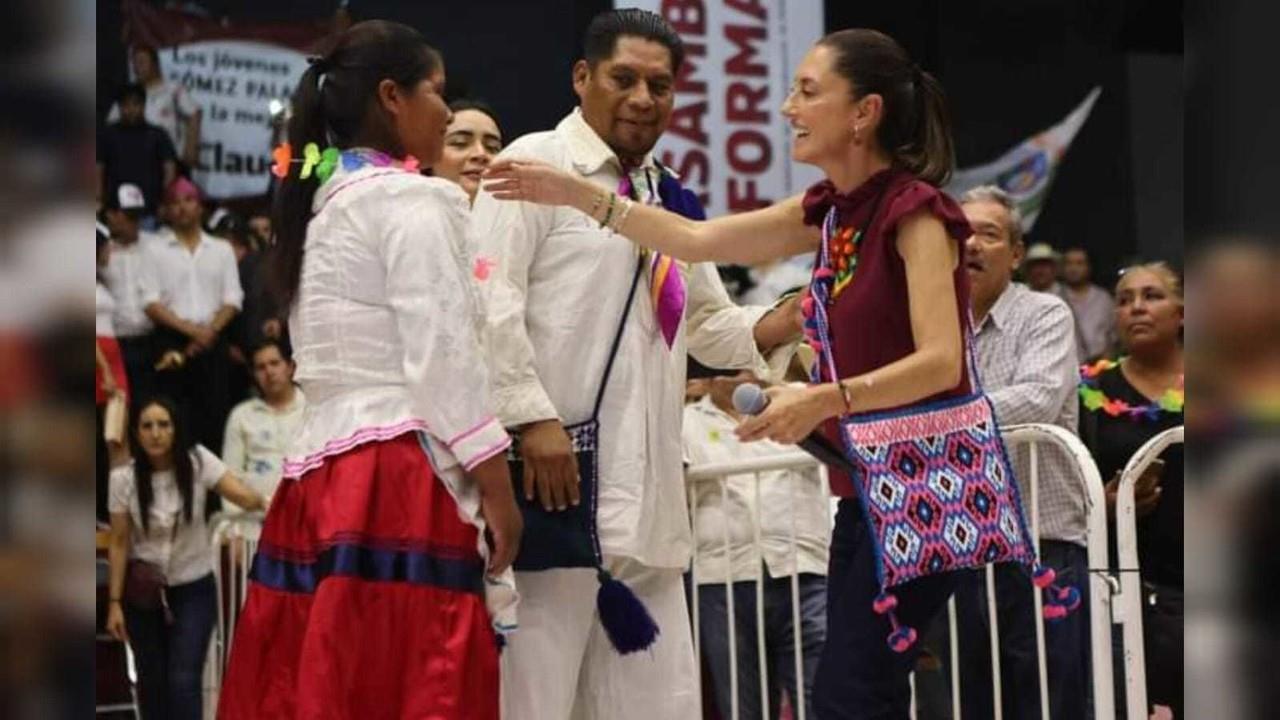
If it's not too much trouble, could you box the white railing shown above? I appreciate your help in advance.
[1002,423,1115,720]
[684,423,1114,720]
[203,512,264,713]
[686,451,822,720]
[1112,425,1183,720]
[196,423,1161,719]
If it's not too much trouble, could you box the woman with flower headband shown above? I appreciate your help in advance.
[218,20,521,719]
[484,28,1076,720]
[1078,261,1184,718]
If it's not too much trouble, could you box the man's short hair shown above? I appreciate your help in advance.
[583,8,684,74]
[118,82,146,105]
[959,185,1024,246]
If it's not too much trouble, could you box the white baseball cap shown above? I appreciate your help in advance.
[115,183,146,211]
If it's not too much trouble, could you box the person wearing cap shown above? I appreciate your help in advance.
[1023,241,1064,294]
[102,183,165,402]
[140,177,243,453]
[97,82,178,220]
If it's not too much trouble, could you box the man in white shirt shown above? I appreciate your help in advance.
[141,177,243,452]
[221,340,305,511]
[954,186,1088,720]
[471,10,799,720]
[102,183,164,401]
[684,369,830,720]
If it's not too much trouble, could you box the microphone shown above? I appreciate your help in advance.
[731,383,858,474]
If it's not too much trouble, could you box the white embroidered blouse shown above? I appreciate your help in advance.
[283,163,510,478]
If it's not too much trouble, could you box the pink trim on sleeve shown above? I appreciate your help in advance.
[446,415,500,447]
[462,435,514,472]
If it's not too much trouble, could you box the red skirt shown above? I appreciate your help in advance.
[218,432,499,720]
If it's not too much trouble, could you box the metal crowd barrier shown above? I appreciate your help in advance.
[192,423,1170,719]
[204,512,264,712]
[686,451,823,720]
[684,423,1115,720]
[1112,425,1183,719]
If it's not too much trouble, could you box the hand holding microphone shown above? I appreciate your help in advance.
[732,382,857,473]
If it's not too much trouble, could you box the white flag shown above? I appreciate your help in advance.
[947,87,1101,230]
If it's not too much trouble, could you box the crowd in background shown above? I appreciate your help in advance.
[94,30,1186,720]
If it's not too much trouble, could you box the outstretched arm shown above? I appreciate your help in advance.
[736,209,964,444]
[483,158,818,265]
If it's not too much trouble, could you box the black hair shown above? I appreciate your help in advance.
[249,337,293,364]
[583,8,684,74]
[818,29,954,186]
[128,396,196,533]
[448,98,503,133]
[118,82,146,106]
[132,45,161,69]
[270,20,442,310]
[210,209,249,247]
[97,223,110,283]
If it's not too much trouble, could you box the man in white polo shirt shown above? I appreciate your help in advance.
[141,177,242,451]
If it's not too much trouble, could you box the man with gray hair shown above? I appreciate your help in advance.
[948,185,1089,719]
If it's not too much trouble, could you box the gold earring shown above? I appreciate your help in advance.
[853,125,862,142]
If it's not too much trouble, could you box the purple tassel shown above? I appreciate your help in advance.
[1032,565,1056,589]
[888,625,918,653]
[1041,581,1082,622]
[873,593,917,653]
[596,569,660,654]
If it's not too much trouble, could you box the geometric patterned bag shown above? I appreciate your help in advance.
[805,205,1078,652]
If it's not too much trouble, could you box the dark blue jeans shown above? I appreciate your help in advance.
[696,570,827,720]
[124,572,216,720]
[813,500,958,719]
[949,540,1091,720]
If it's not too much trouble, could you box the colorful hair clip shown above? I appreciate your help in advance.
[271,143,292,178]
[300,142,322,180]
[270,143,421,182]
[315,147,340,183]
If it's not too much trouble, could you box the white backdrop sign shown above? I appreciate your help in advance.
[158,40,308,198]
[620,1,824,218]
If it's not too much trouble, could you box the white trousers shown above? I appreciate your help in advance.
[501,557,699,720]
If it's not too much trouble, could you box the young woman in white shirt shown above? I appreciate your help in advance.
[218,20,521,720]
[432,98,504,205]
[104,396,264,720]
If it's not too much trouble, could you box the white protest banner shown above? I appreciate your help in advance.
[123,0,326,199]
[158,41,308,198]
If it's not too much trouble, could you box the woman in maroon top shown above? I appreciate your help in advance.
[488,28,971,720]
